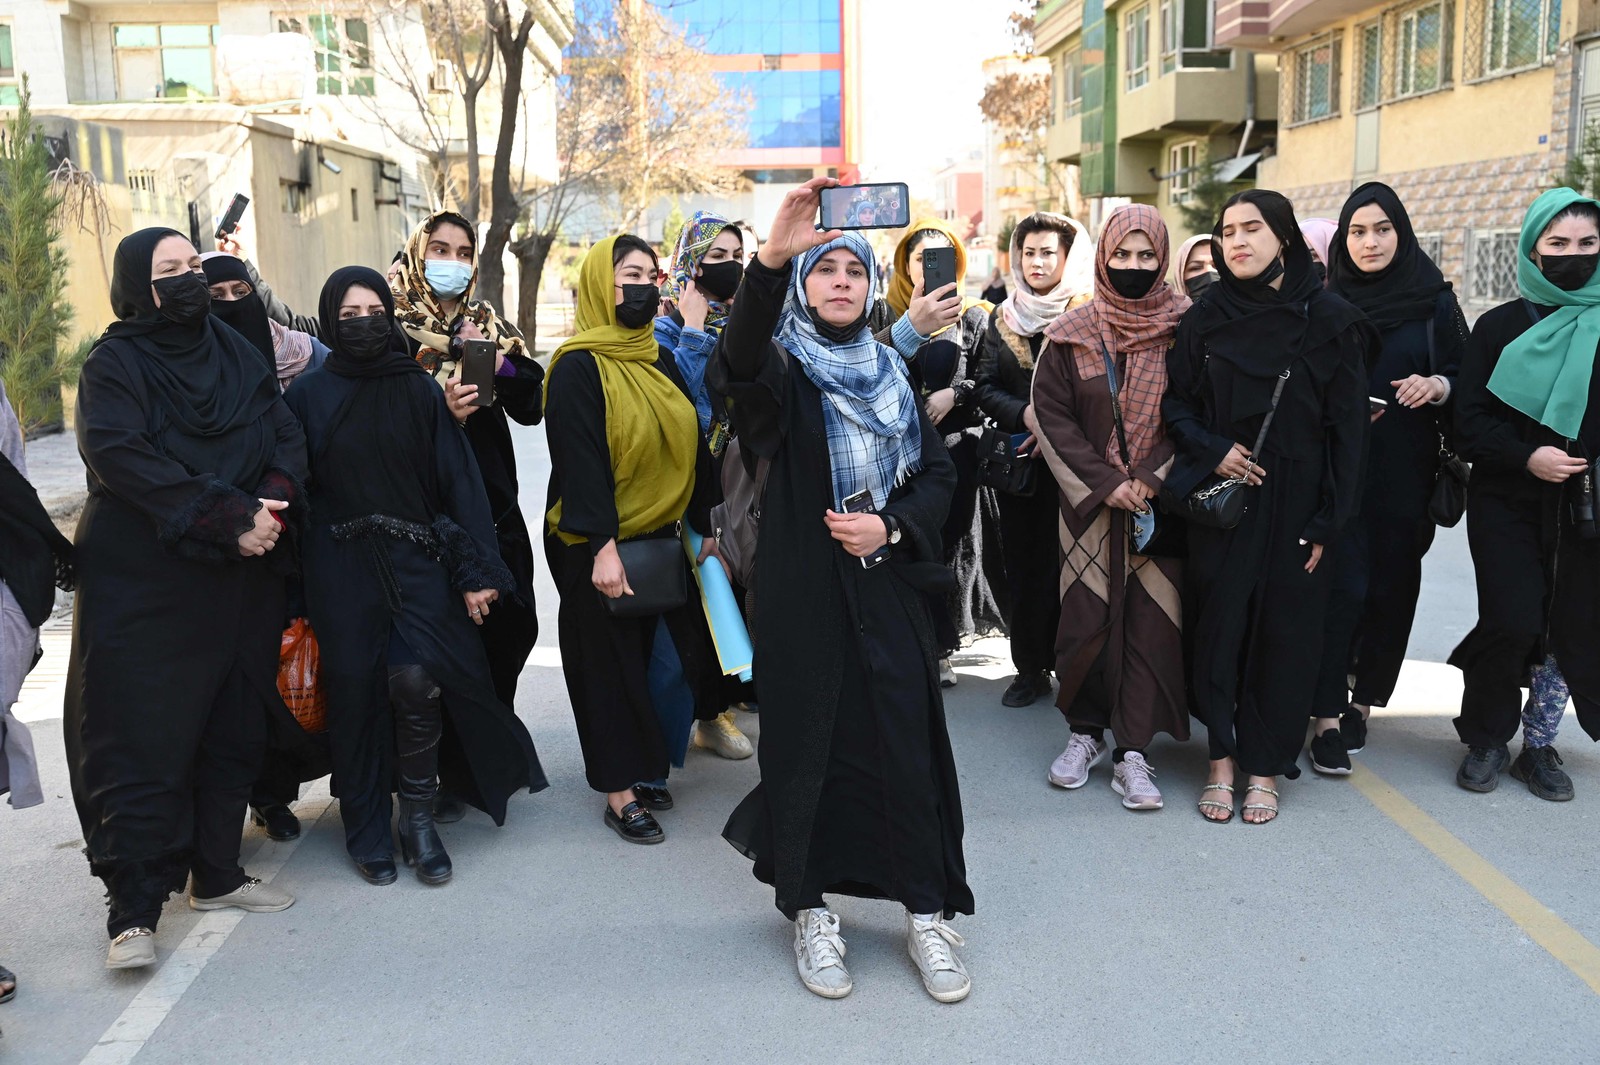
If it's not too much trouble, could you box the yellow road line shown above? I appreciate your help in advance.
[1350,764,1600,996]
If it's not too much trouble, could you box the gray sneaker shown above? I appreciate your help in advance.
[1111,752,1164,810]
[106,927,156,970]
[906,912,971,1003]
[1048,733,1107,789]
[793,908,852,999]
[189,876,295,913]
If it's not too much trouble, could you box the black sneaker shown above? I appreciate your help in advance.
[249,803,301,841]
[1509,745,1575,802]
[632,782,674,810]
[1310,728,1352,776]
[1001,671,1052,707]
[1456,744,1510,793]
[1340,707,1368,754]
[605,801,665,844]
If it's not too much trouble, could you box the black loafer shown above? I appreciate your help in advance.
[1510,745,1575,802]
[1457,744,1510,793]
[605,801,665,844]
[632,783,674,810]
[432,793,467,823]
[1001,671,1052,708]
[250,803,301,841]
[1340,707,1369,753]
[355,857,398,885]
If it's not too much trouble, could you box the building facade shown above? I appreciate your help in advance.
[1217,0,1590,315]
[982,53,1058,242]
[1034,0,1278,241]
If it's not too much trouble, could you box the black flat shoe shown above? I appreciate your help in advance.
[432,793,467,823]
[355,857,398,886]
[250,803,301,841]
[605,801,665,844]
[1001,671,1052,708]
[632,783,674,810]
[1457,744,1509,793]
[1340,707,1369,753]
[1309,728,1352,776]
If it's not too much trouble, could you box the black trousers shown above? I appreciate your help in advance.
[1351,517,1437,707]
[1311,526,1368,719]
[932,434,980,655]
[995,485,1060,675]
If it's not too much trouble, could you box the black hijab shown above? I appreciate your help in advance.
[1195,189,1367,381]
[200,253,277,368]
[317,266,419,379]
[0,451,74,627]
[1328,181,1451,332]
[99,227,279,488]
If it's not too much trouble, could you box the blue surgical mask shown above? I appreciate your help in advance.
[424,259,473,298]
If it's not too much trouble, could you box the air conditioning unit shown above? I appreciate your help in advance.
[429,60,454,95]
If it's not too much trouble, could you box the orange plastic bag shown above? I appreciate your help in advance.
[278,618,327,735]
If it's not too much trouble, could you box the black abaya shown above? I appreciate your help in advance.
[711,256,971,920]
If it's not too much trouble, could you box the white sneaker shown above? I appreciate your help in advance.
[906,912,971,1003]
[1047,733,1107,789]
[189,876,295,913]
[693,710,754,760]
[1111,751,1164,810]
[939,658,957,688]
[793,908,852,999]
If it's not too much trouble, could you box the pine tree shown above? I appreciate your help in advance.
[0,76,72,436]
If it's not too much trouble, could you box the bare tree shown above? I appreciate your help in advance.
[979,68,1077,215]
[476,0,541,311]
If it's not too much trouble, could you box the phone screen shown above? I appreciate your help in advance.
[216,193,250,239]
[819,183,911,230]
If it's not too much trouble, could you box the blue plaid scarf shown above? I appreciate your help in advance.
[777,234,923,510]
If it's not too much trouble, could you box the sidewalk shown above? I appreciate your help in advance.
[22,428,87,538]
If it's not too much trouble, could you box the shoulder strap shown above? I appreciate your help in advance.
[1101,344,1132,474]
[1425,312,1438,375]
[1249,369,1292,459]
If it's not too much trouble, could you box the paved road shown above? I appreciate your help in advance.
[4,425,1597,1064]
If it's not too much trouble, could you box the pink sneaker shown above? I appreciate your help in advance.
[1047,733,1106,789]
[1111,752,1164,810]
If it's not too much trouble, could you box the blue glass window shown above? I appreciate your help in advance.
[718,69,841,148]
[665,1,841,55]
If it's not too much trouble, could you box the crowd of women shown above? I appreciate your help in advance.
[0,174,1595,1011]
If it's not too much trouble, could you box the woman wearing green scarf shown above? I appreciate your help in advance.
[1450,187,1600,800]
[544,234,721,844]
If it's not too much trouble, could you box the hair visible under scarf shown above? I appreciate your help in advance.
[1327,182,1451,333]
[100,227,279,489]
[1044,204,1190,468]
[317,266,416,378]
[777,232,924,510]
[390,210,524,381]
[999,213,1095,337]
[887,217,986,324]
[1486,186,1600,439]
[1171,234,1212,285]
[665,212,734,335]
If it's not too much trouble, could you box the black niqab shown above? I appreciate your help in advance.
[99,227,279,487]
[1328,182,1450,332]
[1195,189,1367,382]
[201,254,277,369]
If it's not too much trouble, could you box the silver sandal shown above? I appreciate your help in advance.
[1197,782,1235,823]
[1242,784,1280,825]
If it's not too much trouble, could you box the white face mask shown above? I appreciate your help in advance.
[425,259,473,298]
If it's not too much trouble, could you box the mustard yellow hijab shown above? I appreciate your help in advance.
[545,236,698,545]
[886,218,991,332]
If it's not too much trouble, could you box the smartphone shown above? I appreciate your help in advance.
[459,338,497,407]
[215,193,250,240]
[921,246,958,301]
[840,489,890,569]
[1368,396,1390,414]
[1010,430,1033,458]
[818,182,911,231]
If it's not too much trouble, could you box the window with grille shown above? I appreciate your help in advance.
[1062,50,1083,118]
[274,13,374,96]
[280,179,310,214]
[1467,228,1519,302]
[128,168,160,195]
[1169,141,1201,204]
[1157,0,1231,74]
[1464,0,1561,81]
[1396,0,1452,97]
[1289,33,1342,124]
[1416,232,1445,266]
[1356,20,1383,110]
[1126,5,1152,91]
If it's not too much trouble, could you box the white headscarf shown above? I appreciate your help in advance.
[999,214,1095,337]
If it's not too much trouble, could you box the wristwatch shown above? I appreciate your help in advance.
[883,513,903,545]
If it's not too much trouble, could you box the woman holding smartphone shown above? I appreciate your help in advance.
[1450,187,1600,798]
[1163,190,1373,824]
[973,212,1095,707]
[711,180,970,1004]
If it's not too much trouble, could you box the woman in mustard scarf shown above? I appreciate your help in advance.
[1450,187,1600,799]
[544,234,720,845]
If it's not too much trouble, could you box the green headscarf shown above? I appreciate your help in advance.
[1488,187,1600,439]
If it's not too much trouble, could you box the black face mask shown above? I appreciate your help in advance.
[696,260,744,302]
[1249,255,1286,289]
[616,284,659,329]
[806,305,868,344]
[337,314,395,361]
[1312,261,1328,283]
[1106,266,1159,300]
[1185,270,1219,299]
[152,272,213,325]
[1539,253,1600,292]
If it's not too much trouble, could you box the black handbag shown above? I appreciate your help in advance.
[600,524,688,618]
[1172,366,1292,530]
[1423,317,1470,528]
[1103,345,1185,558]
[977,426,1038,496]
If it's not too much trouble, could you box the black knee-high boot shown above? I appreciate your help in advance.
[388,664,452,884]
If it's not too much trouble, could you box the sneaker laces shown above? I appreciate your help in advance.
[714,711,742,738]
[1120,753,1156,790]
[1066,732,1099,769]
[236,877,264,896]
[805,911,846,969]
[1531,745,1564,768]
[911,917,965,972]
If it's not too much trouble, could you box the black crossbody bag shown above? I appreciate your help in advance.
[1425,317,1470,528]
[1103,345,1185,558]
[601,522,688,618]
[1169,367,1291,530]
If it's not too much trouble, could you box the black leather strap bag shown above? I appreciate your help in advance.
[977,427,1037,495]
[1423,315,1469,528]
[601,523,688,618]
